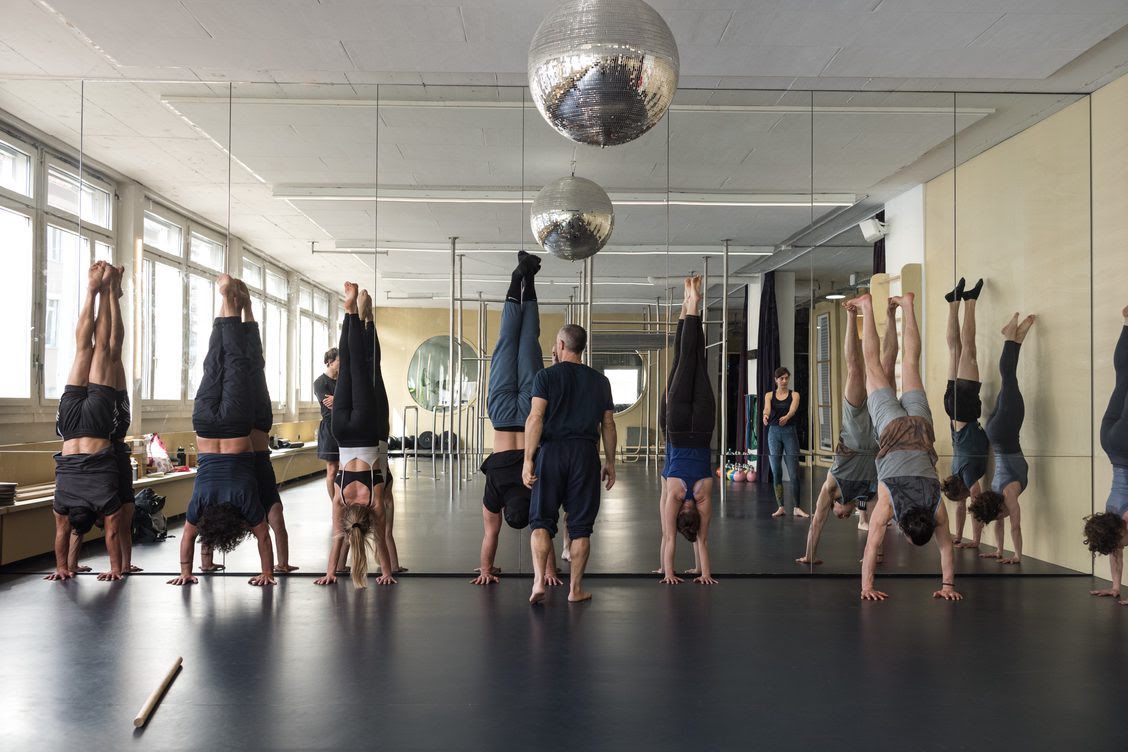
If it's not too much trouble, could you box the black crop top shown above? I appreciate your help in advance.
[767,390,793,426]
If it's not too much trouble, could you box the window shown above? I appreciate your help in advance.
[47,164,112,229]
[140,258,184,400]
[266,270,287,299]
[816,312,833,454]
[44,225,87,399]
[265,301,287,404]
[144,211,182,256]
[0,137,31,197]
[298,284,332,404]
[189,231,224,271]
[0,205,32,398]
[94,241,112,263]
[44,298,59,349]
[243,257,263,290]
[186,274,216,398]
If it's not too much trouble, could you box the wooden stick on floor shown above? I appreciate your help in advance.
[133,656,183,728]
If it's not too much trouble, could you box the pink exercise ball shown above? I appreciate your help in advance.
[732,470,747,482]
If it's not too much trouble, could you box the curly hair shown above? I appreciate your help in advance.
[1083,512,1126,556]
[940,474,969,501]
[676,504,701,542]
[968,491,1005,524]
[68,507,97,536]
[196,503,251,553]
[898,505,937,546]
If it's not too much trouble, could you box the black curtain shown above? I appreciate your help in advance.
[755,271,780,480]
[872,209,886,274]
[736,284,749,462]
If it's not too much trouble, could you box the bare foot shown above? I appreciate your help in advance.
[686,277,702,314]
[100,261,114,289]
[358,289,373,321]
[1001,312,1019,339]
[529,582,546,605]
[87,262,104,292]
[1122,304,1128,323]
[126,565,143,573]
[1014,314,1036,343]
[217,273,237,302]
[343,281,359,313]
[561,548,572,562]
[887,297,898,318]
[897,291,915,309]
[857,519,870,531]
[683,567,701,575]
[274,565,299,573]
[568,590,592,603]
[771,506,786,518]
[793,507,810,518]
[844,293,871,312]
[75,565,93,573]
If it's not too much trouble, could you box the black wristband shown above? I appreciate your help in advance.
[942,581,954,587]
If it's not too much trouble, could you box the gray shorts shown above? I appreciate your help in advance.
[991,452,1028,494]
[868,387,933,437]
[841,398,877,453]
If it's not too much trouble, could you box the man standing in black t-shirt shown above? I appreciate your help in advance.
[523,324,616,604]
[313,348,340,502]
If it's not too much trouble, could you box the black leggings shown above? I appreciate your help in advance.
[332,313,388,447]
[665,315,715,448]
[245,322,273,434]
[985,340,1024,454]
[1101,326,1128,467]
[192,316,253,439]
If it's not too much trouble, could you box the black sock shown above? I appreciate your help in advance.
[517,250,540,302]
[506,271,522,303]
[962,278,984,300]
[945,277,966,304]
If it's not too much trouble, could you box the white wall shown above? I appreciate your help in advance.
[884,184,926,272]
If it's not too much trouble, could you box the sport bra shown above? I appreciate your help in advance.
[339,444,385,467]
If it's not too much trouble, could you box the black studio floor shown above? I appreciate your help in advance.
[5,462,1124,752]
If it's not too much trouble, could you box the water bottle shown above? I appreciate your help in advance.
[176,446,186,467]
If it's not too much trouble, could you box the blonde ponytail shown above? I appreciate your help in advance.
[343,505,374,589]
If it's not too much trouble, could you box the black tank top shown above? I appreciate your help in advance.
[768,390,792,425]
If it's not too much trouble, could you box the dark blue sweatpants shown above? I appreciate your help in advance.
[529,439,601,539]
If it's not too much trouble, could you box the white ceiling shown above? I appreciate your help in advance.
[0,1,1120,307]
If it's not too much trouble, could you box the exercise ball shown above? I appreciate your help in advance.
[732,470,746,482]
[528,0,679,147]
[745,468,757,483]
[530,176,614,261]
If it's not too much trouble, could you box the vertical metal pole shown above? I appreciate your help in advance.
[702,256,710,327]
[448,236,457,502]
[643,305,651,469]
[478,293,486,471]
[584,257,594,365]
[456,254,464,487]
[720,240,730,505]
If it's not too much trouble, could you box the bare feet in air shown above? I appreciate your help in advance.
[100,260,115,289]
[109,265,125,298]
[771,506,786,518]
[844,292,871,313]
[1015,314,1036,343]
[343,281,359,313]
[1123,304,1128,324]
[358,289,373,322]
[88,261,104,292]
[891,292,915,310]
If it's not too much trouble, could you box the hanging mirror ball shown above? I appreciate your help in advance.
[528,0,679,147]
[530,176,615,261]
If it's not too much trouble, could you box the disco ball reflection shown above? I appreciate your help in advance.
[530,176,614,261]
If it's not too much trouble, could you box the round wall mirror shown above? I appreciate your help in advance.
[407,335,479,410]
[591,351,646,414]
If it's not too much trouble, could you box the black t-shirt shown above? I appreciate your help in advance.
[531,362,614,443]
[313,373,336,421]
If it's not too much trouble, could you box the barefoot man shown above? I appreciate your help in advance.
[846,292,961,602]
[523,324,616,604]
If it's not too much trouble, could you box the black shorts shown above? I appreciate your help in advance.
[481,449,530,529]
[943,379,982,423]
[113,442,135,506]
[56,384,116,441]
[254,451,282,512]
[317,420,339,461]
[529,440,601,539]
[834,477,876,510]
[53,447,122,518]
[111,389,131,441]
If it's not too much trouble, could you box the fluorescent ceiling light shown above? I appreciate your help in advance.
[331,243,774,257]
[825,293,847,300]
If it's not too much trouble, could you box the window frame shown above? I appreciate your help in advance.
[297,283,333,408]
[0,194,37,407]
[43,155,114,232]
[0,130,36,205]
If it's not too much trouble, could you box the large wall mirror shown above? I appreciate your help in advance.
[406,335,479,411]
[591,351,646,414]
